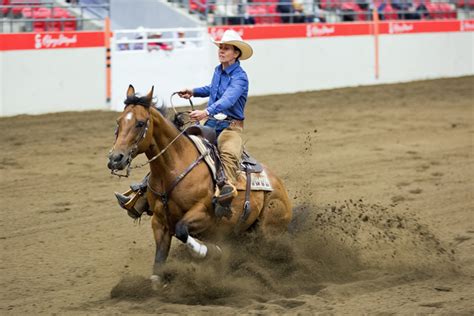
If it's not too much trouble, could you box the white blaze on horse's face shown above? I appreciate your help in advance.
[125,112,134,121]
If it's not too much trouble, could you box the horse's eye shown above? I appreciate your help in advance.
[136,121,145,128]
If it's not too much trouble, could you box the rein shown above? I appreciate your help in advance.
[147,150,209,209]
[131,128,188,170]
[170,92,194,113]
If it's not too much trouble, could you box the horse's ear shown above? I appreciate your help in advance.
[146,86,154,105]
[127,85,135,98]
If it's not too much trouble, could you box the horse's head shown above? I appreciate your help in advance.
[107,85,154,174]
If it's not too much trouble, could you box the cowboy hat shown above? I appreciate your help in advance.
[213,29,253,60]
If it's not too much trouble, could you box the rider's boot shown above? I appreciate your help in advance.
[115,174,151,219]
[214,182,238,219]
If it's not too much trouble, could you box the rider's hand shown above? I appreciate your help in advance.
[190,110,209,121]
[178,89,193,99]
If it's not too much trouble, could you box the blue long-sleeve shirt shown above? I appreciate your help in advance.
[193,61,249,121]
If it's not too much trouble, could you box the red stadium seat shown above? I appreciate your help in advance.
[267,4,281,23]
[32,7,50,32]
[32,20,45,31]
[21,6,33,18]
[456,0,474,8]
[438,3,456,19]
[63,18,77,31]
[49,7,73,31]
[424,3,441,19]
[341,2,366,21]
[189,0,214,14]
[52,7,71,18]
[248,5,268,24]
[11,0,39,16]
[247,5,259,24]
[2,0,11,16]
[378,2,398,20]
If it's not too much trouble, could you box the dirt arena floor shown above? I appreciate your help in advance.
[1,76,473,314]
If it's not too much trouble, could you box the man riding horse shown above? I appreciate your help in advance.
[115,30,253,218]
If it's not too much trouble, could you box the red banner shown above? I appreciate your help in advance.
[379,20,462,34]
[460,19,474,31]
[209,20,473,40]
[0,31,105,51]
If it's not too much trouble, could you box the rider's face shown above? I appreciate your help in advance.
[218,44,239,65]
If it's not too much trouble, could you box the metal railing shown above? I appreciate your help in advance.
[0,2,109,33]
[113,27,207,53]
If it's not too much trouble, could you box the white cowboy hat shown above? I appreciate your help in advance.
[213,29,253,60]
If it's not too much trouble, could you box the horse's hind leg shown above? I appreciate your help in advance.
[174,203,221,259]
[259,178,292,237]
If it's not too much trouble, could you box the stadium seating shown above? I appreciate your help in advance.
[421,2,456,19]
[189,0,216,14]
[50,7,76,31]
[456,0,474,8]
[19,4,77,31]
[10,0,39,16]
[2,0,89,32]
[198,0,463,25]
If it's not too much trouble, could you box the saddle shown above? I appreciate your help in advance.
[185,125,271,222]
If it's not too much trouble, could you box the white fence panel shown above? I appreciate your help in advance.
[111,27,213,110]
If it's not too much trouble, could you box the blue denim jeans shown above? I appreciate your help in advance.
[204,118,230,137]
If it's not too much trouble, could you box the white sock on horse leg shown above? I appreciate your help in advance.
[186,236,208,258]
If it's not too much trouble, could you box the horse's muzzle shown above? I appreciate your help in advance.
[107,151,130,171]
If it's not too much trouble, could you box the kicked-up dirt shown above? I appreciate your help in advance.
[0,76,473,314]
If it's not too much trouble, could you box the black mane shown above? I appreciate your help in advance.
[124,93,168,118]
[124,94,153,108]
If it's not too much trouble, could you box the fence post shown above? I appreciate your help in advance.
[104,16,112,103]
[372,7,380,80]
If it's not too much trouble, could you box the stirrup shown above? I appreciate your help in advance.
[115,189,142,211]
[115,190,149,219]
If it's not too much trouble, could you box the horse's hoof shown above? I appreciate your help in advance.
[150,274,161,291]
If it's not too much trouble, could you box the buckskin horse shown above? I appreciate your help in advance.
[107,85,292,285]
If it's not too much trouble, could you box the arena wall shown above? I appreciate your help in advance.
[210,21,474,96]
[1,21,472,116]
[0,32,107,116]
[378,32,472,83]
[111,21,473,109]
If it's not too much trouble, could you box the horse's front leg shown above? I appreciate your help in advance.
[174,202,221,259]
[150,210,171,289]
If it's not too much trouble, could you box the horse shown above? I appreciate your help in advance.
[107,85,292,284]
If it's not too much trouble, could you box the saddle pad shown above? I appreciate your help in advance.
[236,170,273,192]
[188,135,216,180]
[188,135,273,192]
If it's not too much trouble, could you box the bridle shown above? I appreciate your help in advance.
[109,93,195,178]
[109,94,210,211]
[109,115,150,178]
